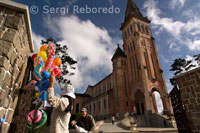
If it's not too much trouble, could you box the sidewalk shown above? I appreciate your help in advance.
[95,121,178,133]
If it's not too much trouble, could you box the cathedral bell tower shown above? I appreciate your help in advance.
[120,0,172,114]
[111,44,129,114]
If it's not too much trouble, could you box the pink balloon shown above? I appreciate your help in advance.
[43,44,55,72]
[27,110,42,123]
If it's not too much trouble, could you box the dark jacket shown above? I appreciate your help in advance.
[77,114,96,132]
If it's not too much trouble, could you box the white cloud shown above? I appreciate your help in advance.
[169,0,186,10]
[144,0,185,38]
[144,0,200,51]
[169,42,181,52]
[159,54,170,63]
[185,39,200,51]
[42,15,119,91]
[32,32,45,54]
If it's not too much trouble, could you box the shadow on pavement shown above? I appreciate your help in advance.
[116,122,131,131]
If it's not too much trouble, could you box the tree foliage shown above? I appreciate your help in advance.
[170,58,195,75]
[194,54,200,66]
[169,57,196,86]
[41,38,77,86]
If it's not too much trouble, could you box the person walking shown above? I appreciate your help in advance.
[71,107,96,133]
[111,116,115,125]
[47,74,76,133]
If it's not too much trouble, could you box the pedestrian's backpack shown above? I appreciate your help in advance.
[63,95,73,113]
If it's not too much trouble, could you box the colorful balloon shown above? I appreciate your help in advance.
[43,44,55,71]
[37,51,47,61]
[34,58,44,79]
[32,54,37,62]
[53,57,62,66]
[53,67,61,77]
[26,110,47,129]
[27,110,42,123]
[35,92,39,99]
[40,45,47,51]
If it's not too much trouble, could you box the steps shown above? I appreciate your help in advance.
[121,112,174,128]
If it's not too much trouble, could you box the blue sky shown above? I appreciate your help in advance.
[12,0,200,95]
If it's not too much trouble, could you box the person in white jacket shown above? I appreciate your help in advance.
[47,74,76,133]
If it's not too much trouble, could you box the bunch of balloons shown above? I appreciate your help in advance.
[32,43,62,78]
[31,43,62,109]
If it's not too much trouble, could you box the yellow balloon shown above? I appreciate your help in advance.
[37,51,47,61]
[35,92,39,99]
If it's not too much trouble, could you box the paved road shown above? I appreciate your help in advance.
[95,121,178,133]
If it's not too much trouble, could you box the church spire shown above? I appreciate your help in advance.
[125,0,143,21]
[121,0,150,30]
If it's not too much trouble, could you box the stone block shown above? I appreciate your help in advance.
[195,104,200,111]
[180,76,186,82]
[0,108,5,118]
[13,36,21,52]
[8,76,14,89]
[0,40,14,58]
[193,119,200,125]
[1,123,10,133]
[0,27,6,38]
[3,72,11,88]
[6,108,14,123]
[185,93,190,98]
[0,67,6,87]
[10,95,18,110]
[10,50,17,66]
[0,15,4,26]
[12,65,19,80]
[196,125,200,130]
[195,75,200,86]
[186,111,193,118]
[4,15,22,30]
[4,7,15,15]
[197,93,200,97]
[0,95,10,108]
[196,87,200,92]
[183,80,196,87]
[190,98,196,104]
[0,56,10,71]
[17,58,23,70]
[197,98,200,103]
[15,10,24,18]
[186,75,191,81]
[191,87,196,97]
[188,104,195,110]
[2,28,17,44]
[18,24,24,38]
[0,6,4,13]
[196,113,200,118]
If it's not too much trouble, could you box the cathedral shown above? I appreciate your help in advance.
[72,0,172,121]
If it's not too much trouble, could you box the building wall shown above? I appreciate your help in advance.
[0,1,33,132]
[72,95,90,113]
[175,67,200,132]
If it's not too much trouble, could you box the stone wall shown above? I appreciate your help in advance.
[0,1,33,132]
[175,67,200,132]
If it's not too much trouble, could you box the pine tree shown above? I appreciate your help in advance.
[42,38,77,86]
